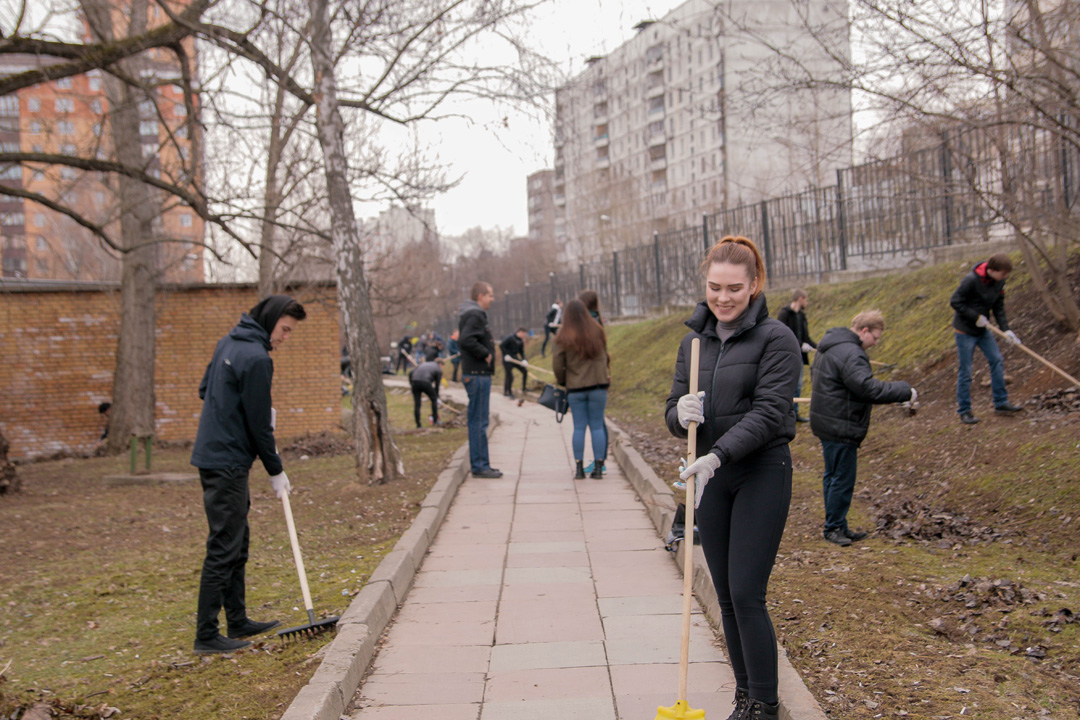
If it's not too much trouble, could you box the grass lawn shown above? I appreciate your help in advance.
[0,390,465,720]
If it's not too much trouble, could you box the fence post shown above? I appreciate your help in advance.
[613,251,622,317]
[524,282,531,329]
[579,263,585,292]
[702,212,709,253]
[549,271,556,305]
[759,200,773,280]
[940,130,954,244]
[835,168,848,271]
[653,231,663,307]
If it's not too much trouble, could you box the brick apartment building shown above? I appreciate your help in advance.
[0,8,205,283]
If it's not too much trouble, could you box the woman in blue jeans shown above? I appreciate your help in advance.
[552,299,610,479]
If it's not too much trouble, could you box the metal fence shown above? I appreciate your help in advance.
[437,113,1080,340]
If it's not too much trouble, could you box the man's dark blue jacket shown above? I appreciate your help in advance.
[191,313,282,475]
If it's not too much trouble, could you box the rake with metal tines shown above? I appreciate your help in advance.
[656,337,706,720]
[276,489,339,642]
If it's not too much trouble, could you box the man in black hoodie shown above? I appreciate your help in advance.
[776,288,816,422]
[458,282,501,478]
[190,294,306,654]
[949,253,1023,424]
[810,310,914,546]
[500,327,528,397]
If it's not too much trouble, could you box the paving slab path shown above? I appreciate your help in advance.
[348,385,739,720]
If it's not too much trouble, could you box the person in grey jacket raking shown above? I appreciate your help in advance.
[408,359,443,428]
[949,254,1023,424]
[810,310,915,547]
[458,282,502,478]
[665,236,801,720]
[190,294,306,654]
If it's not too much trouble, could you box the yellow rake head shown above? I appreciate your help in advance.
[655,700,706,719]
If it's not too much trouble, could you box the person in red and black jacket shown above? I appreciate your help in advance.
[949,253,1023,424]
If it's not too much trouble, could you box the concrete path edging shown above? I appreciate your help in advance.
[607,420,827,720]
[279,417,495,720]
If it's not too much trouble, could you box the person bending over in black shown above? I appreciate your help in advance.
[409,359,443,428]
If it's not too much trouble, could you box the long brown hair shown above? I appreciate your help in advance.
[701,236,767,299]
[578,289,603,324]
[556,299,606,360]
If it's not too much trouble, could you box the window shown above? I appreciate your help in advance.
[32,144,43,153]
[88,70,102,91]
[175,126,188,139]
[0,212,25,226]
[36,236,47,251]
[29,120,42,134]
[141,144,156,158]
[140,121,158,136]
[179,213,192,227]
[57,120,75,135]
[28,98,40,112]
[139,100,155,117]
[31,169,45,181]
[0,96,18,115]
[92,123,102,137]
[60,144,76,155]
[60,167,78,180]
[36,258,49,274]
[55,77,73,89]
[55,98,75,113]
[94,191,106,205]
[0,166,21,180]
[91,99,103,114]
[174,103,187,117]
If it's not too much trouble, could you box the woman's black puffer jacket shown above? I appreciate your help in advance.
[664,295,802,464]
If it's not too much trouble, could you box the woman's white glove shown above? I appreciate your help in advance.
[679,453,722,508]
[908,388,918,404]
[677,391,705,429]
[1004,330,1021,346]
[269,471,291,499]
[801,343,813,354]
[976,315,990,328]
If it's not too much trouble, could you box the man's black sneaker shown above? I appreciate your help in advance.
[823,529,852,546]
[194,634,252,654]
[843,528,868,542]
[472,468,503,478]
[994,402,1023,414]
[227,619,281,639]
[959,412,979,424]
[795,415,809,423]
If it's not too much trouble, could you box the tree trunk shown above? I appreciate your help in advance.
[82,0,160,451]
[257,86,287,299]
[0,429,20,495]
[308,0,402,483]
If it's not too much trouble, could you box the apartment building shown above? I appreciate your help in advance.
[526,170,557,245]
[552,0,852,261]
[0,15,204,282]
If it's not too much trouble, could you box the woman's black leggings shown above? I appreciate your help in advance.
[695,444,791,705]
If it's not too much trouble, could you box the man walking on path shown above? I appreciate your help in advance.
[447,329,461,383]
[500,327,529,398]
[777,288,816,423]
[810,310,915,546]
[541,300,562,357]
[190,294,306,653]
[395,334,413,374]
[950,253,1023,424]
[459,282,502,478]
[408,358,443,428]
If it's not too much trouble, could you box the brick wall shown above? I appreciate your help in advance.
[0,283,341,461]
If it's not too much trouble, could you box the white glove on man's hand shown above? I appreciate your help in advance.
[520,358,529,366]
[269,471,291,499]
[270,407,277,430]
[677,391,706,429]
[679,453,722,508]
[801,343,813,354]
[1004,330,1021,346]
[976,315,990,328]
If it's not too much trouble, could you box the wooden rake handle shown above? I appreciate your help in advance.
[678,337,701,703]
[281,491,316,623]
[983,323,1080,388]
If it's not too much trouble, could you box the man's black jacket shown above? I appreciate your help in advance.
[776,305,816,365]
[458,300,495,375]
[191,313,282,475]
[664,295,801,465]
[950,261,1010,336]
[500,334,525,363]
[809,326,912,446]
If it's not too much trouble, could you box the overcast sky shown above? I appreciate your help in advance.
[419,0,682,238]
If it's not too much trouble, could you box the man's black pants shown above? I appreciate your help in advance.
[411,379,438,427]
[196,467,251,641]
[503,362,527,395]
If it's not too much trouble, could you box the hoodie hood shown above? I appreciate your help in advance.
[684,293,770,340]
[816,325,862,354]
[249,294,295,339]
[230,313,272,350]
[459,299,484,316]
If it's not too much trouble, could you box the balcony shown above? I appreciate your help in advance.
[650,157,667,171]
[595,133,609,148]
[596,156,610,169]
[554,193,566,206]
[647,130,666,147]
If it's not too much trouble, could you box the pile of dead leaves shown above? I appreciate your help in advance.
[281,430,355,457]
[871,489,1005,546]
[1027,388,1080,415]
[919,575,1057,659]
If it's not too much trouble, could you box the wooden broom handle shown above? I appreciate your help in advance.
[679,337,701,703]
